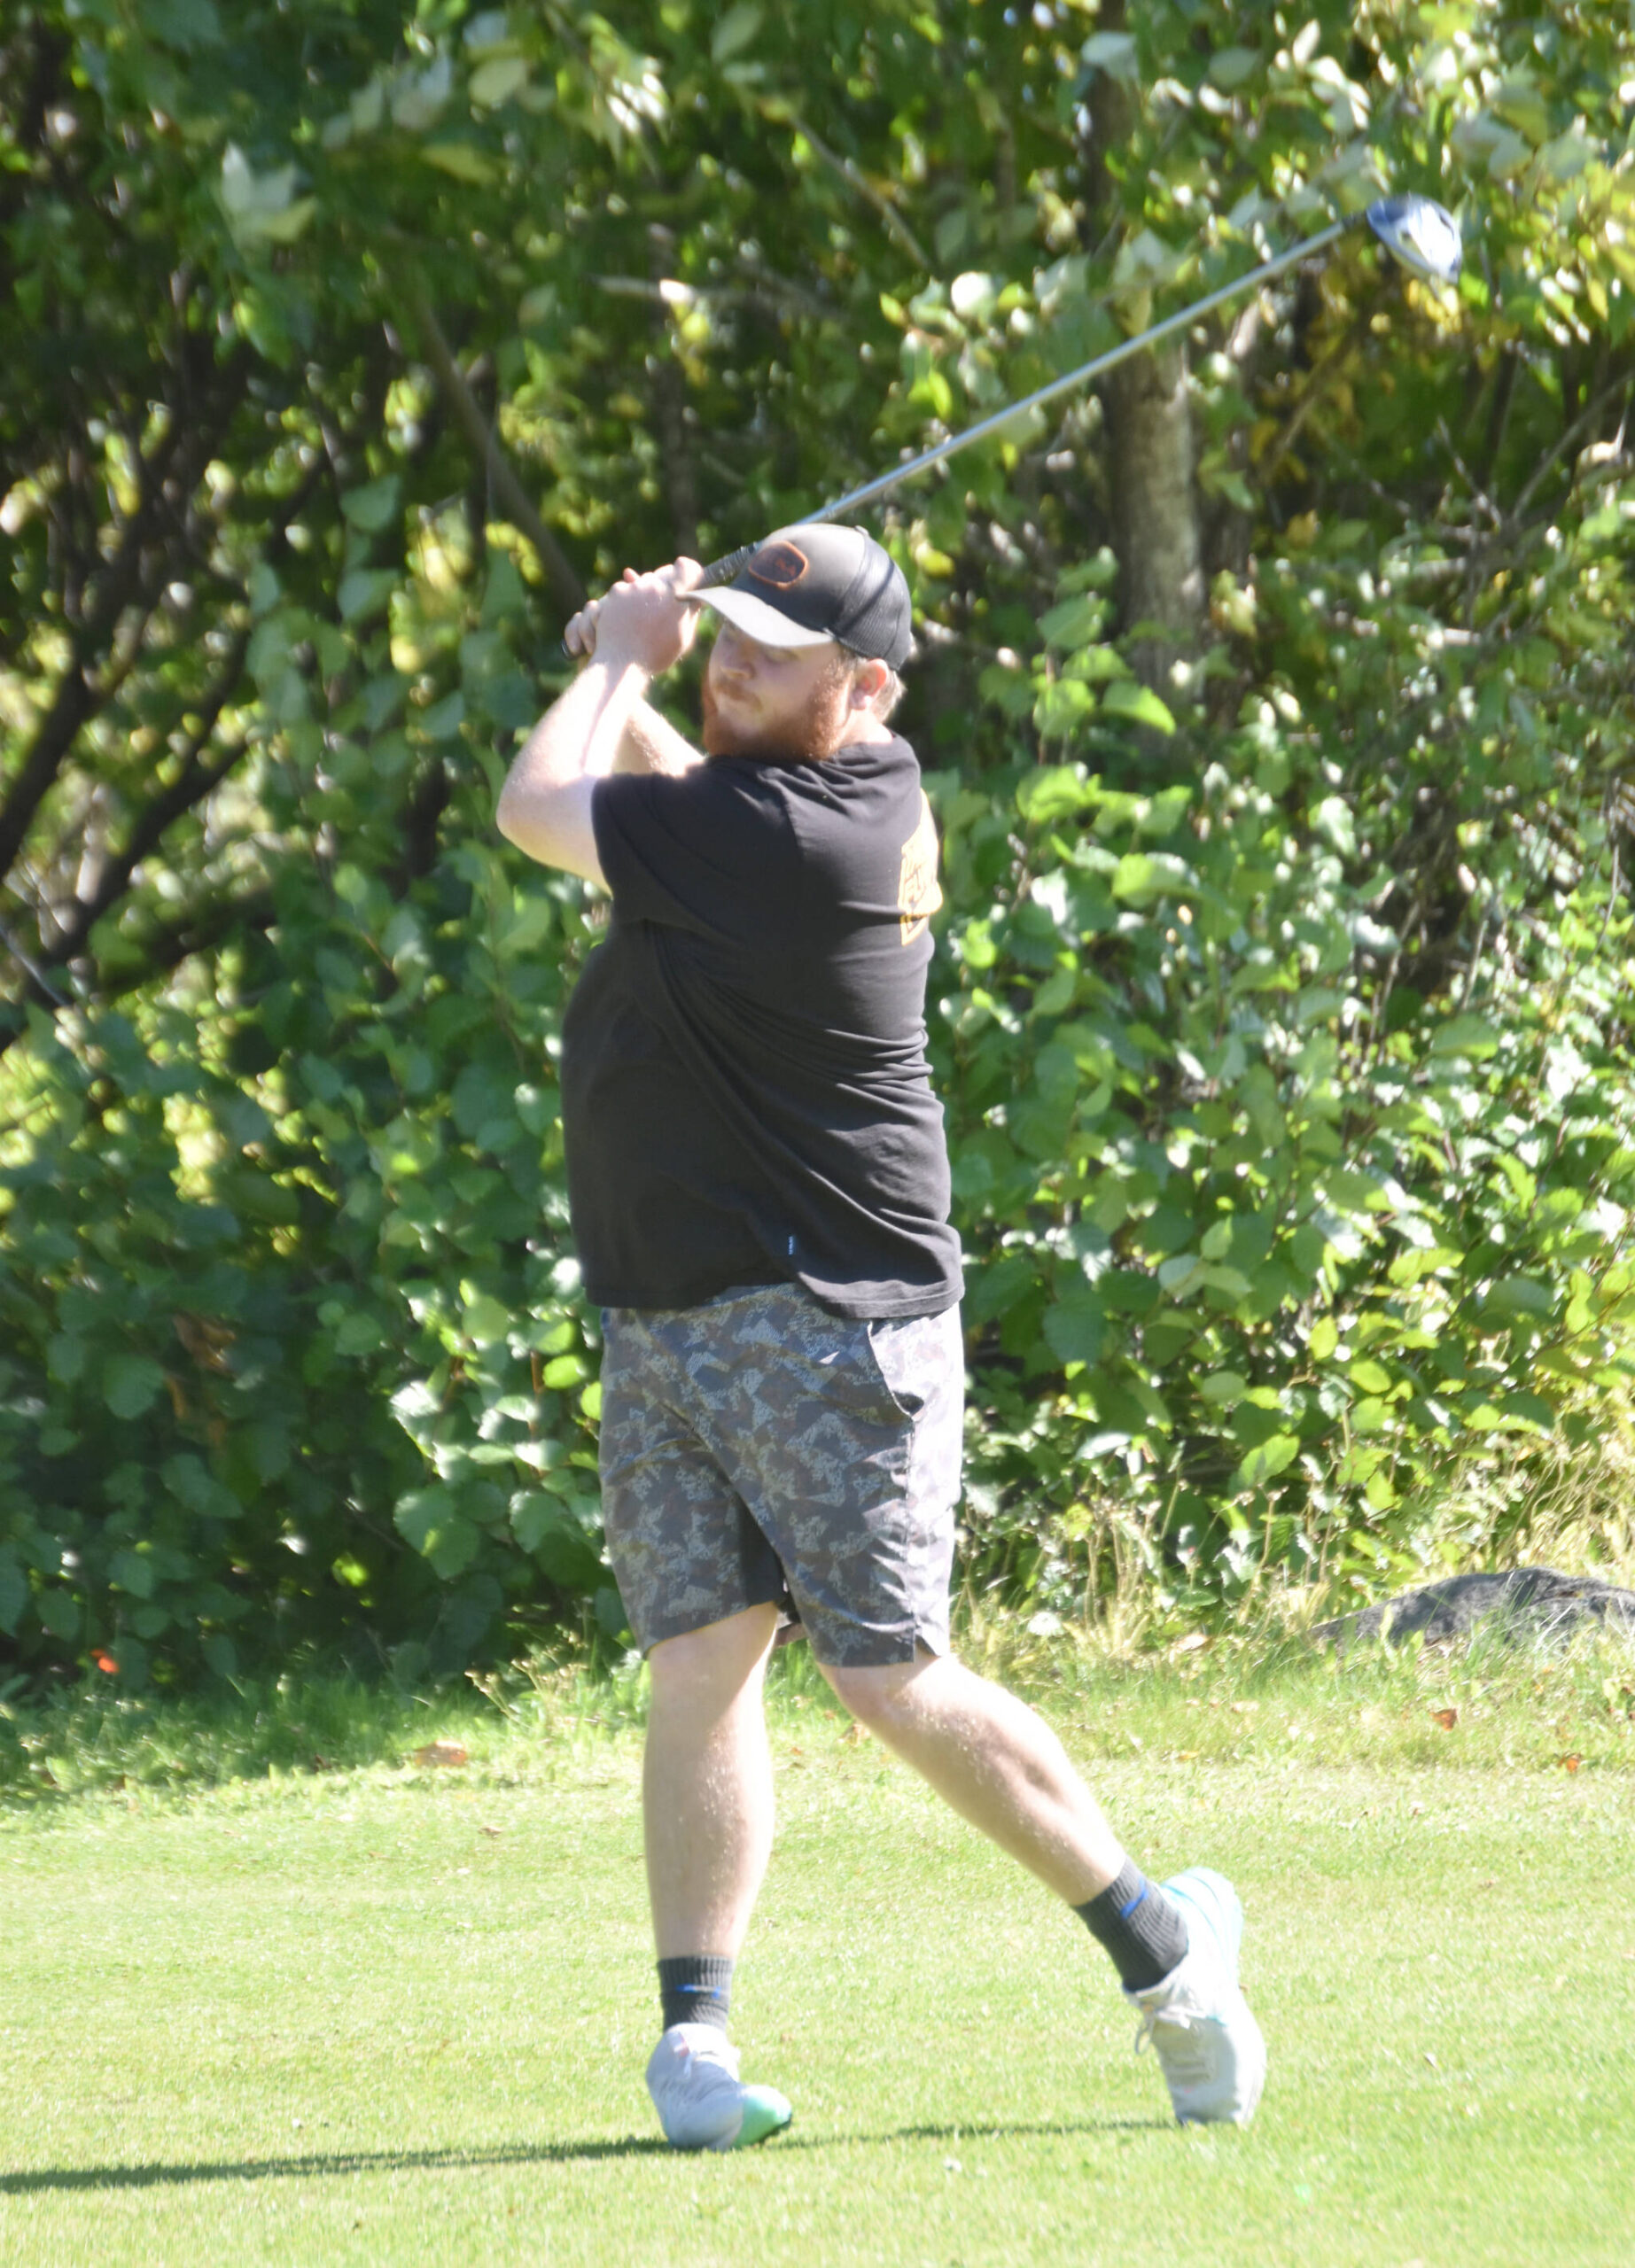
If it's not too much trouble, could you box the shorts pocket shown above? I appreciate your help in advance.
[860,1316,936,1420]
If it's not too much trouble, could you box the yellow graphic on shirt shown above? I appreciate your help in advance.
[898,791,943,944]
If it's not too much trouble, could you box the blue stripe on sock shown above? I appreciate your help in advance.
[1117,1884,1149,1921]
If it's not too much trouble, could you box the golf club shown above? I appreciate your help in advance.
[687,193,1461,592]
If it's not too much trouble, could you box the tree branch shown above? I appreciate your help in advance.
[39,621,255,967]
[398,277,586,617]
[0,884,280,1062]
[0,913,68,1008]
[0,355,247,883]
[786,113,931,276]
[0,432,185,881]
[593,271,842,329]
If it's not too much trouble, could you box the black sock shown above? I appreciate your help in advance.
[1075,1861,1189,1991]
[658,1954,734,2033]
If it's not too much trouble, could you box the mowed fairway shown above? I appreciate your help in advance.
[2,1713,1631,2268]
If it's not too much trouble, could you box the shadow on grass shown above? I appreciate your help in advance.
[782,2117,1174,2149]
[1,2117,1172,2194]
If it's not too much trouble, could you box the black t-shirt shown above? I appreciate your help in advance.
[557,733,963,1319]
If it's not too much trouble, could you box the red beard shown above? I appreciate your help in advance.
[701,672,850,761]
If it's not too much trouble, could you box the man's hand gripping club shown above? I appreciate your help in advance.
[561,556,705,671]
[497,558,706,882]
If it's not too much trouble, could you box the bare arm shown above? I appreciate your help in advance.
[496,558,704,879]
[612,696,706,780]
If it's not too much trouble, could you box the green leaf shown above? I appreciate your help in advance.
[1033,680,1096,737]
[1016,766,1093,823]
[464,12,512,53]
[1080,30,1138,80]
[1499,1390,1556,1433]
[246,1420,291,1483]
[201,1635,238,1678]
[1208,46,1261,89]
[46,1333,85,1386]
[1483,1275,1553,1320]
[969,1252,1039,1324]
[1039,594,1107,649]
[1100,680,1174,733]
[103,1355,166,1420]
[1310,796,1356,858]
[36,1588,80,1643]
[0,1549,26,1638]
[1198,1371,1248,1407]
[1234,1434,1299,1487]
[1140,1204,1195,1258]
[147,0,226,48]
[1112,851,1192,904]
[394,1485,479,1574]
[463,1294,513,1347]
[110,1548,156,1600]
[1067,647,1133,685]
[470,56,531,106]
[510,1492,603,1588]
[1387,1246,1464,1286]
[340,476,401,533]
[1199,1265,1252,1300]
[395,1487,451,1553]
[220,145,311,246]
[422,691,465,740]
[1139,784,1191,836]
[425,1518,480,1578]
[334,1311,383,1356]
[422,142,500,185]
[1430,1016,1502,1060]
[712,3,763,63]
[1043,1292,1105,1367]
[339,569,396,623]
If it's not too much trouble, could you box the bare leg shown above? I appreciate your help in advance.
[644,1604,781,1957]
[823,1651,1125,1905]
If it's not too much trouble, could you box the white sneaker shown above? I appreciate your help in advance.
[644,2024,793,2153]
[1128,1868,1267,2126]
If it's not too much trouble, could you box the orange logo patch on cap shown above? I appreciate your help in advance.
[747,540,809,588]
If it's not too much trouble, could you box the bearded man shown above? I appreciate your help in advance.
[497,526,1265,2150]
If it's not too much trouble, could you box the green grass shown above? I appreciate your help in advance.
[6,1610,1633,1798]
[3,1639,1634,2265]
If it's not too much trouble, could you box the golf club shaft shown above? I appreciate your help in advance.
[694,214,1351,591]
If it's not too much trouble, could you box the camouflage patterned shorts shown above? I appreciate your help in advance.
[597,1283,964,1667]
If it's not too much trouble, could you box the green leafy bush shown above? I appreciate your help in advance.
[0,685,631,1685]
[936,532,1635,1624]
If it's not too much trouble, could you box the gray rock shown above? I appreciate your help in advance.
[1311,1566,1635,1651]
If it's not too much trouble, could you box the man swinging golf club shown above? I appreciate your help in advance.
[497,524,1266,2149]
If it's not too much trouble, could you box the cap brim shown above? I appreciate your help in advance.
[696,587,837,651]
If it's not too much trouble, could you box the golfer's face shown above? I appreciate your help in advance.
[702,621,845,757]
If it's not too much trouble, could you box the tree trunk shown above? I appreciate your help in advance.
[1079,4,1204,693]
[1102,348,1203,690]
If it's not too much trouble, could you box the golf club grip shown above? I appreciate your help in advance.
[694,544,757,590]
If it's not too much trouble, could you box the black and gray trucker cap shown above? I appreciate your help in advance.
[699,524,914,671]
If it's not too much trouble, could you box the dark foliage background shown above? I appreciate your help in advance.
[4,0,1635,1685]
